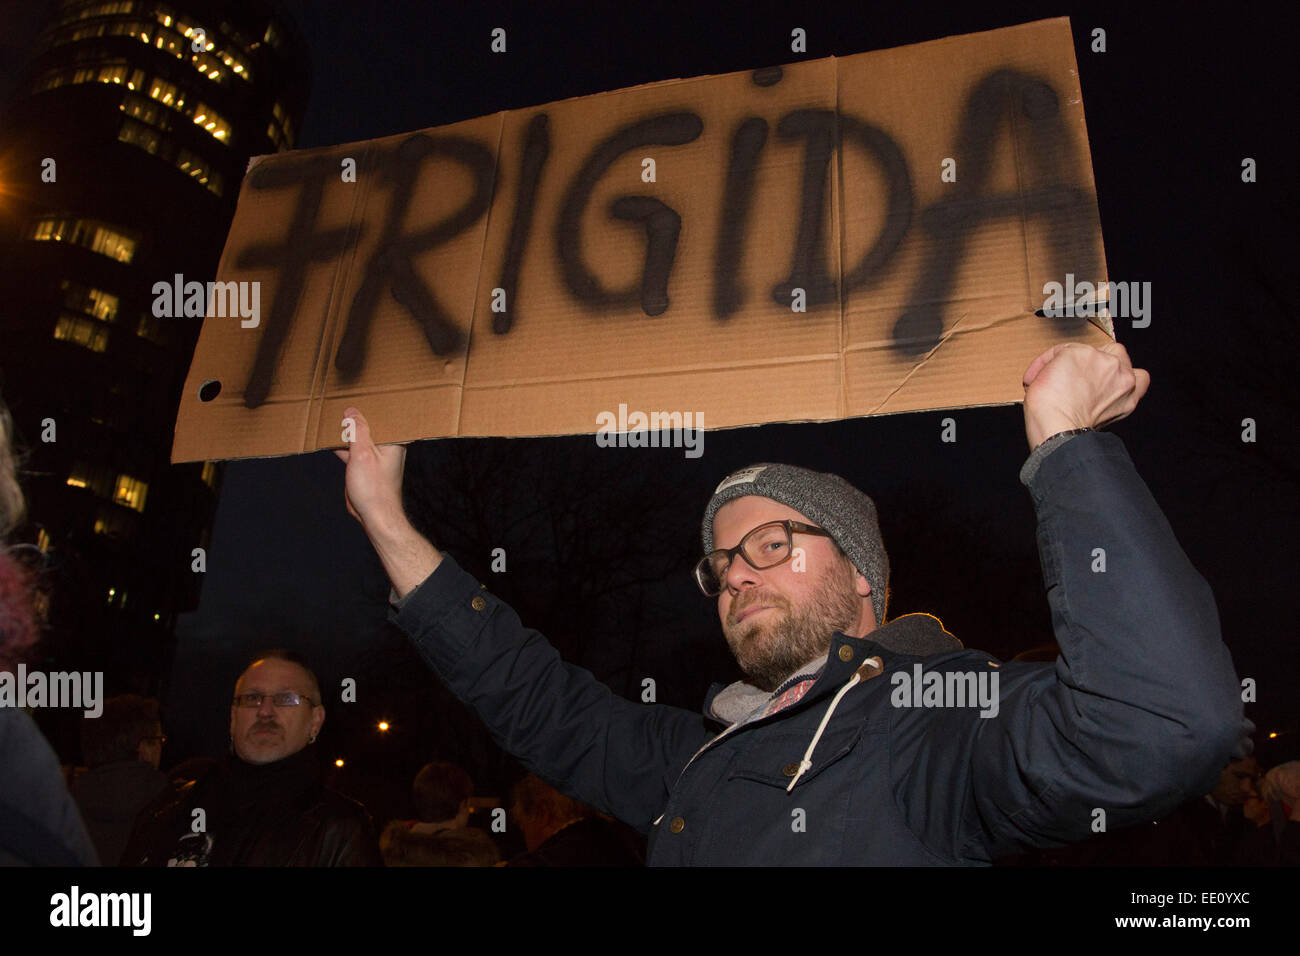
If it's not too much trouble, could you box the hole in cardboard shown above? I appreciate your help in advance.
[198,380,222,402]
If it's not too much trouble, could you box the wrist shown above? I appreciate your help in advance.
[365,504,413,545]
[1026,413,1087,451]
[369,513,441,598]
[1018,427,1094,487]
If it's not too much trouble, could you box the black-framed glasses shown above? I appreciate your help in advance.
[232,692,315,708]
[694,520,831,596]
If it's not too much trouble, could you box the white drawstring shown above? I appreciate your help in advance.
[786,657,882,792]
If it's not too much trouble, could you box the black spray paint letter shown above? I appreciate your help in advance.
[334,133,497,380]
[894,68,1100,355]
[235,156,359,409]
[555,112,703,316]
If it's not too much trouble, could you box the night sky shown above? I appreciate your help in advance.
[7,1,1297,804]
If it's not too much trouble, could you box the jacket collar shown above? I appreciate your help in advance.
[703,612,962,722]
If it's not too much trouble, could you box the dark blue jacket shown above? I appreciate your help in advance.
[390,432,1251,865]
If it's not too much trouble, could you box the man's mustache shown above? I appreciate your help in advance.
[727,590,790,627]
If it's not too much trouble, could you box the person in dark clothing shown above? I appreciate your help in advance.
[506,774,643,867]
[122,650,380,866]
[380,761,499,866]
[72,695,169,865]
[335,343,1252,865]
[0,395,98,867]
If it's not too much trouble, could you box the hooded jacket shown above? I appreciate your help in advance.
[389,432,1252,865]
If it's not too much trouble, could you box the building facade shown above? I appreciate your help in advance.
[0,0,310,740]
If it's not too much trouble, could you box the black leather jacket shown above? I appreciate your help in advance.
[123,748,381,867]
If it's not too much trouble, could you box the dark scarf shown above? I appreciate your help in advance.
[213,746,321,812]
[196,746,323,864]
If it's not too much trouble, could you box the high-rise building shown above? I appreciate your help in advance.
[0,0,310,723]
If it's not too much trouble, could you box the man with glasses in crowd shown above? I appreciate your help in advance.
[123,650,380,866]
[336,341,1251,865]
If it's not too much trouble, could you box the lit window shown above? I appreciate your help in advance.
[201,461,218,488]
[97,63,129,85]
[88,288,118,321]
[173,149,223,195]
[72,1,135,20]
[118,118,161,155]
[94,509,131,541]
[114,474,148,512]
[31,218,138,263]
[36,528,51,552]
[190,103,230,144]
[68,464,90,489]
[120,93,167,128]
[61,279,119,322]
[136,313,167,344]
[89,225,137,263]
[54,314,109,352]
[149,78,181,107]
[31,218,66,241]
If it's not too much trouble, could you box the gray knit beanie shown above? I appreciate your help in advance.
[701,463,889,625]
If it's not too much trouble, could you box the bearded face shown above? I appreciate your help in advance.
[721,548,862,691]
[711,496,873,692]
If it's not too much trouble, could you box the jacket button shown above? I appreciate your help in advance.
[669,817,685,834]
[471,596,486,611]
[782,762,800,777]
[837,645,854,662]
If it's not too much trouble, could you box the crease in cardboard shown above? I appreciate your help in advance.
[865,312,975,416]
[1006,62,1037,324]
[462,352,844,391]
[305,141,377,452]
[456,111,509,436]
[832,55,848,422]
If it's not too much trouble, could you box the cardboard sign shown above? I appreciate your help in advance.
[172,17,1112,463]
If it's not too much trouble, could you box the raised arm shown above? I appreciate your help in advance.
[333,408,440,599]
[336,409,711,830]
[899,343,1251,860]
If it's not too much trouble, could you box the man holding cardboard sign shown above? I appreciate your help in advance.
[336,341,1251,865]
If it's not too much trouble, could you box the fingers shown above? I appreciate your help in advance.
[1023,343,1071,387]
[1133,367,1151,403]
[342,406,373,449]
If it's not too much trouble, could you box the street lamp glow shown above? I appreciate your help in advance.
[335,758,344,767]
[378,721,390,732]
